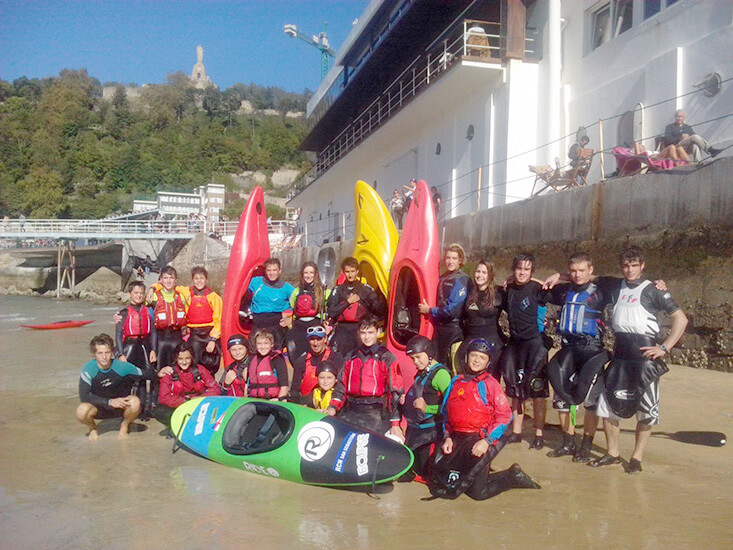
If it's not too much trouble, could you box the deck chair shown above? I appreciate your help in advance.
[563,148,593,187]
[530,148,594,196]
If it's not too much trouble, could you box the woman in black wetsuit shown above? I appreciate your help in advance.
[456,260,505,375]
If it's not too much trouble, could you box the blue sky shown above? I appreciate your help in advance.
[0,0,368,92]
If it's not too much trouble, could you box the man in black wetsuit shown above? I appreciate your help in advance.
[545,252,611,462]
[589,247,687,473]
[497,252,551,450]
[419,243,470,372]
[327,257,386,356]
[77,334,152,440]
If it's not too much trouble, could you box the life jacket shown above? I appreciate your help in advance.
[294,287,319,318]
[186,287,214,325]
[436,270,468,326]
[403,362,447,427]
[312,388,333,410]
[337,284,367,322]
[611,280,659,337]
[559,283,602,337]
[343,347,389,398]
[153,289,187,330]
[444,371,495,435]
[170,365,204,396]
[122,304,152,339]
[247,353,282,399]
[300,348,331,396]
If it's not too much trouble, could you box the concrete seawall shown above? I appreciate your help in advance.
[275,157,733,371]
[442,157,733,249]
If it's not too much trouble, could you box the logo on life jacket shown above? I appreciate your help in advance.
[297,421,336,462]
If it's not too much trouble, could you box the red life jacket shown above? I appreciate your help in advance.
[445,371,495,434]
[187,287,214,325]
[300,348,331,396]
[248,353,282,399]
[343,349,389,398]
[294,288,318,318]
[339,301,366,322]
[122,305,152,339]
[153,289,187,330]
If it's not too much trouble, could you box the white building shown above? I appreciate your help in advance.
[288,0,733,247]
[131,183,226,223]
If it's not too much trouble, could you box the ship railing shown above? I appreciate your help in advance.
[289,19,536,199]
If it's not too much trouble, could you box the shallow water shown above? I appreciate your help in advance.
[1,295,732,549]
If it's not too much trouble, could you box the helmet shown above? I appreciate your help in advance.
[316,360,340,377]
[227,334,247,349]
[405,335,434,358]
[466,338,494,357]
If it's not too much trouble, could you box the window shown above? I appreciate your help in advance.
[645,0,679,19]
[591,0,633,51]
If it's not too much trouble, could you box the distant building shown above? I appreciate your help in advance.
[131,183,226,223]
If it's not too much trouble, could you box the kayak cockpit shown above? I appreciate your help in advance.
[222,402,295,456]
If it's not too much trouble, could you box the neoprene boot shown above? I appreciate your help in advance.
[546,433,577,457]
[471,463,541,500]
[572,434,593,463]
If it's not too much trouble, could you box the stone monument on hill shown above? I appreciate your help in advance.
[190,45,215,89]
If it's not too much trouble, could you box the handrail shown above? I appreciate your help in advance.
[289,18,530,199]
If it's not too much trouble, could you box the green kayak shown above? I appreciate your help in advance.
[171,397,414,487]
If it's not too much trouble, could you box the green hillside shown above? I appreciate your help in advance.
[0,69,310,218]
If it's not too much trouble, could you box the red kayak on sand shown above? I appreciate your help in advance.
[21,320,94,330]
[386,180,440,386]
[221,186,270,365]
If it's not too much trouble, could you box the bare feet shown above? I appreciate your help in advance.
[88,429,99,441]
[117,428,129,440]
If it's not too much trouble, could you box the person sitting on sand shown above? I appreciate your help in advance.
[77,334,153,440]
[154,342,219,434]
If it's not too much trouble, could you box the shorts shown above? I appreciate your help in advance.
[594,378,660,426]
[91,404,124,419]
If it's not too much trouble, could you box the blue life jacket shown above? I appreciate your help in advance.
[559,284,602,337]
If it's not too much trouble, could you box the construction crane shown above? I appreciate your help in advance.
[283,22,335,80]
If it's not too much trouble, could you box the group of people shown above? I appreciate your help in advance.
[77,243,686,499]
[389,179,442,230]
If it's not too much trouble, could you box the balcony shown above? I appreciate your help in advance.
[289,18,537,201]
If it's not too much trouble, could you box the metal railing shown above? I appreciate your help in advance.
[0,217,297,242]
[289,19,536,199]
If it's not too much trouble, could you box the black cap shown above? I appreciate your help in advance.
[227,334,247,349]
[316,360,339,377]
[405,335,434,358]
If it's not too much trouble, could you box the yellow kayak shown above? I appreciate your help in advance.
[353,180,399,298]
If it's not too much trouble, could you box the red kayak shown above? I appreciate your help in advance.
[21,320,94,330]
[221,186,270,364]
[386,180,440,385]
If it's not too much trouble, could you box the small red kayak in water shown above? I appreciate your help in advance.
[221,186,270,364]
[21,320,94,330]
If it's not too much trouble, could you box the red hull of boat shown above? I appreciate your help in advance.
[386,180,440,385]
[221,187,270,364]
[21,320,94,330]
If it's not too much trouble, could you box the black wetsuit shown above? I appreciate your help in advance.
[327,280,386,356]
[497,281,551,401]
[430,270,470,371]
[602,278,679,422]
[115,304,157,371]
[546,278,617,408]
[79,359,153,418]
[456,283,505,376]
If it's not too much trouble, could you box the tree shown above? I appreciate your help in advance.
[9,167,66,216]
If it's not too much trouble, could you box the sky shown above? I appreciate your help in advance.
[0,0,369,92]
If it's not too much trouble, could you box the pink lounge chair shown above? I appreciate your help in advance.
[612,147,686,177]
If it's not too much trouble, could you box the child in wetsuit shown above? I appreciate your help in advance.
[220,334,249,396]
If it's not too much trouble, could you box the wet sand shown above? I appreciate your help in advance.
[1,295,732,549]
